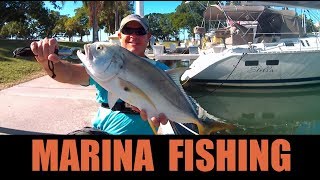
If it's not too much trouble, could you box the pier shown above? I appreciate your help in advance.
[154,54,199,61]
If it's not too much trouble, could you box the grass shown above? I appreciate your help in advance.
[0,39,86,90]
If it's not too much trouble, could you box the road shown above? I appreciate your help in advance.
[0,76,99,135]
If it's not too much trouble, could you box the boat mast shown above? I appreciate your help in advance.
[303,9,307,34]
[136,1,144,17]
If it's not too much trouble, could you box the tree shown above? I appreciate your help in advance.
[83,1,134,42]
[73,7,90,41]
[99,1,134,35]
[65,17,78,41]
[84,1,102,42]
[52,15,69,37]
[0,1,48,30]
[145,13,164,40]
[305,16,318,33]
[0,21,25,39]
[172,1,218,38]
[0,1,71,39]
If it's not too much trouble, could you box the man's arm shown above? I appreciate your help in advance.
[30,38,89,85]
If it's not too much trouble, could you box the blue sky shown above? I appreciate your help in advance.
[45,1,182,17]
[142,1,182,15]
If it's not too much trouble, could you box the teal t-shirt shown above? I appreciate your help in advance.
[90,60,170,135]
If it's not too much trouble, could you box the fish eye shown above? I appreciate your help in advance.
[96,46,103,50]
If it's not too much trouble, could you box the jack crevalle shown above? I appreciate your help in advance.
[77,42,234,135]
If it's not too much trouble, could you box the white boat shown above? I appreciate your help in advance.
[181,4,320,87]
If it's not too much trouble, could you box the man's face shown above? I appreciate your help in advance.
[118,21,151,57]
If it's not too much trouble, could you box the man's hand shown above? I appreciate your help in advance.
[130,106,168,127]
[30,38,60,66]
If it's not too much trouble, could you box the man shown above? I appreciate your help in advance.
[30,14,168,135]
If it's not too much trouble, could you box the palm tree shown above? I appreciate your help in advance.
[83,1,134,42]
[83,1,103,42]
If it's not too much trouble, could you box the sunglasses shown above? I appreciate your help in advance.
[121,27,147,36]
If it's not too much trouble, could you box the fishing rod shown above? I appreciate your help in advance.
[12,46,83,58]
[13,46,83,78]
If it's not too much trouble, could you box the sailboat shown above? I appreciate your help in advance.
[181,3,320,87]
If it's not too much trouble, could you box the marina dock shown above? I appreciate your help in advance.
[147,45,200,62]
[153,53,199,61]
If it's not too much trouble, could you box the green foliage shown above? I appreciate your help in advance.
[145,1,218,40]
[0,1,49,39]
[0,21,26,39]
[305,17,318,33]
[296,14,319,33]
[83,1,134,41]
[0,39,86,89]
[98,1,134,34]
[172,1,217,38]
[145,13,165,40]
[52,15,69,36]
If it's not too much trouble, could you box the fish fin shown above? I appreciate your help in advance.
[166,67,196,113]
[107,92,119,109]
[165,67,189,87]
[118,78,157,113]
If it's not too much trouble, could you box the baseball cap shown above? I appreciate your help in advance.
[119,14,149,32]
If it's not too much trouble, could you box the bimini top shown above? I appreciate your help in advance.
[204,5,295,21]
[259,1,320,10]
[204,5,304,38]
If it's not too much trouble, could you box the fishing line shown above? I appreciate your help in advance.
[192,52,247,99]
[48,61,56,78]
[169,121,199,135]
[12,46,59,79]
[176,122,199,135]
[181,76,190,86]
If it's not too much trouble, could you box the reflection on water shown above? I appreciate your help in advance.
[184,83,320,135]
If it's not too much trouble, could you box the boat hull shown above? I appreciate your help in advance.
[182,50,320,87]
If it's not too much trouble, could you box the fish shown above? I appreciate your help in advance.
[76,42,235,135]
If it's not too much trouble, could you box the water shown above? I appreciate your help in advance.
[184,83,320,135]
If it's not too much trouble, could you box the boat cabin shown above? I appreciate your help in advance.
[203,4,305,46]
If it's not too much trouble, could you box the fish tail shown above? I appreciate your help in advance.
[194,121,238,135]
[192,104,238,135]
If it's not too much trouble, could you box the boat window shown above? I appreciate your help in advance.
[241,113,255,119]
[284,41,294,46]
[300,40,305,47]
[245,60,259,66]
[266,60,279,65]
[306,40,310,46]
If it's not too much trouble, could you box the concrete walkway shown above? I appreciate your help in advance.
[0,76,99,135]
